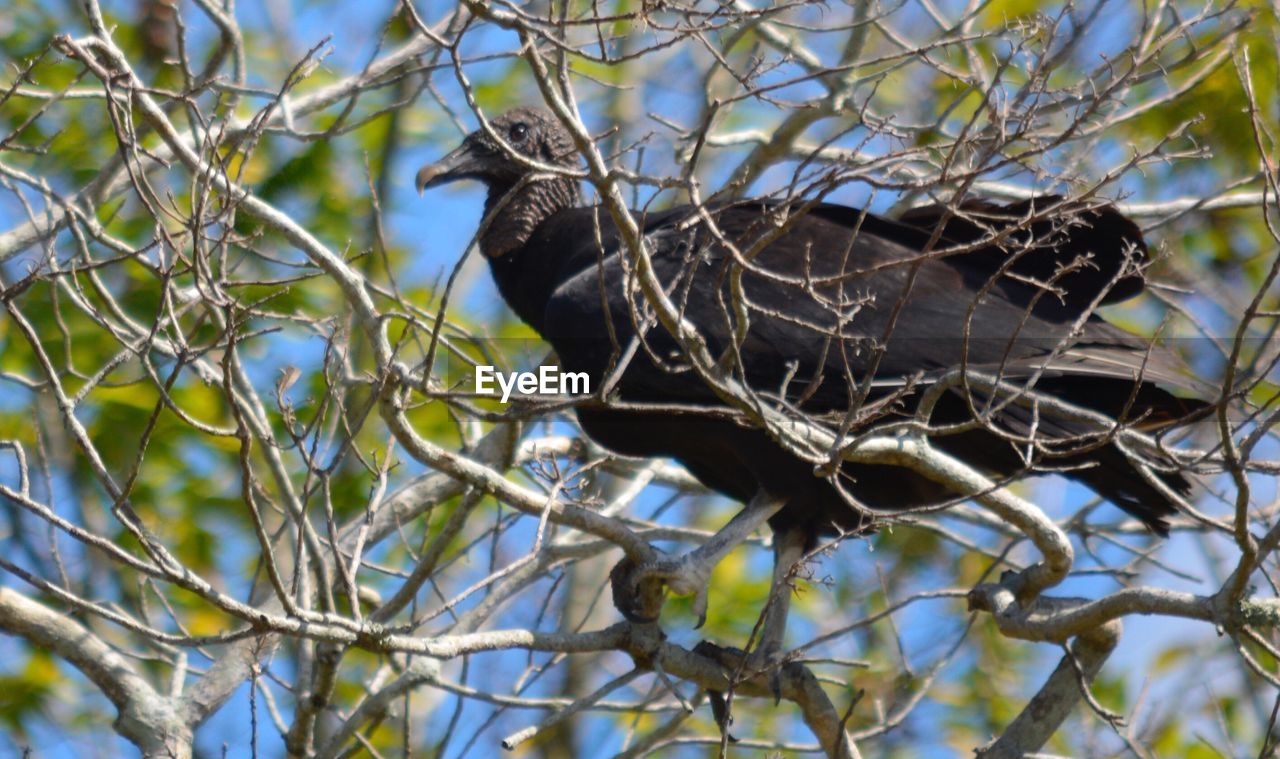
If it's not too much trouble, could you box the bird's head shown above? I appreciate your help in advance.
[415,106,581,258]
[415,106,578,194]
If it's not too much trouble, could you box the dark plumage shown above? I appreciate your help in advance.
[417,106,1204,656]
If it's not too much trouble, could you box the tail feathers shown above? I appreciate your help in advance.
[1007,390,1200,534]
[932,379,1204,534]
[1073,448,1190,536]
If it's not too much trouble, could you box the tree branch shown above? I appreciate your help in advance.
[0,587,192,758]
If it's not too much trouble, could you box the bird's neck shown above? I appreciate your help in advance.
[481,177,580,258]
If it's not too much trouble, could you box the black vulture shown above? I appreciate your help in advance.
[416,106,1204,674]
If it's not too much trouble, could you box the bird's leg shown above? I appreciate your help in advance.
[757,527,807,659]
[744,525,808,701]
[691,526,809,704]
[610,491,787,627]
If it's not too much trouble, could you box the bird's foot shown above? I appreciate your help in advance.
[694,640,791,707]
[748,645,788,705]
[610,552,715,626]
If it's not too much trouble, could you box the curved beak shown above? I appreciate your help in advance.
[415,141,487,195]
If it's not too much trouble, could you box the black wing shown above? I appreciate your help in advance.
[534,198,1200,532]
[542,199,1194,405]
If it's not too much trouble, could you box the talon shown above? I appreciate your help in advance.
[707,690,738,742]
[691,588,709,629]
[696,638,787,702]
[749,647,786,704]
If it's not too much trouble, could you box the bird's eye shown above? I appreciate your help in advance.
[509,122,529,143]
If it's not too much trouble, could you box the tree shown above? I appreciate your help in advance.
[0,0,1277,756]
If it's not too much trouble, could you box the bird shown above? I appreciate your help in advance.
[416,105,1206,677]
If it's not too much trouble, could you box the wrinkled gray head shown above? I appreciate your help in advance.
[415,107,579,193]
[416,107,581,257]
